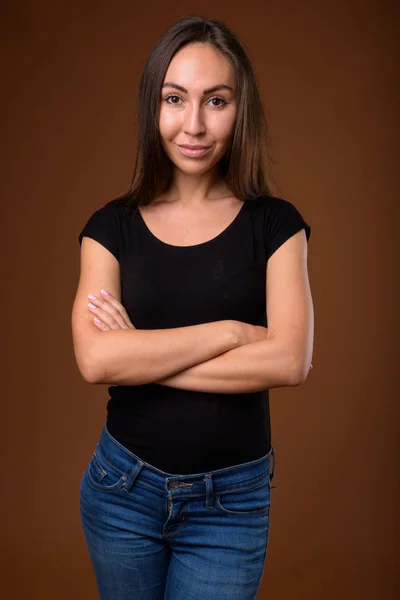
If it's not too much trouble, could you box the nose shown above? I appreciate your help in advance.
[183,103,206,136]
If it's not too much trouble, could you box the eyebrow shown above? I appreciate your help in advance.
[162,82,234,94]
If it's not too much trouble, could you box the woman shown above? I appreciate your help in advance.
[72,15,313,600]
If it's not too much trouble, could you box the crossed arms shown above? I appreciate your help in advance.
[72,229,314,394]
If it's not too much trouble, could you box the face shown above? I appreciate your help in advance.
[159,43,237,175]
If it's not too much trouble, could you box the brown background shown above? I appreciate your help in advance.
[1,1,397,598]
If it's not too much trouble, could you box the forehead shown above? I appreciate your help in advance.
[164,43,236,89]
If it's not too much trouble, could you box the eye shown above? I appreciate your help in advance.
[164,95,182,105]
[163,95,228,108]
[208,97,227,108]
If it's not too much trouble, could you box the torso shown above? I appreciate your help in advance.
[137,196,244,247]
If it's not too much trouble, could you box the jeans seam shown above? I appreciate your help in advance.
[96,444,127,477]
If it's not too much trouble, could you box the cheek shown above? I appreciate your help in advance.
[212,115,236,143]
[159,108,180,139]
[207,107,236,141]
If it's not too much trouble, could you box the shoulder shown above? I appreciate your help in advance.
[78,199,136,260]
[257,195,309,232]
[247,194,299,211]
[249,195,311,260]
[82,198,136,229]
[97,198,135,218]
[245,194,307,225]
[243,194,294,216]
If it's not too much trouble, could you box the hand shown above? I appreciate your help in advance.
[88,289,135,331]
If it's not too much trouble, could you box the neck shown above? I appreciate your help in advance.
[163,166,231,208]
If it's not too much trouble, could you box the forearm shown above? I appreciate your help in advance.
[154,336,301,393]
[91,320,240,385]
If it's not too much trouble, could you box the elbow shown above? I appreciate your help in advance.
[76,347,104,385]
[79,359,101,385]
[82,364,102,385]
[288,358,311,387]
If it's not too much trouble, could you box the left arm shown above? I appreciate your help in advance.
[155,229,314,393]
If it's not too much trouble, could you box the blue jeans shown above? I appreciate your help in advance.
[79,424,276,600]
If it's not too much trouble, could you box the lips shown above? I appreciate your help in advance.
[177,144,212,158]
[178,145,211,150]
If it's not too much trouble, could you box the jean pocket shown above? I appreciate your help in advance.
[215,475,271,518]
[85,444,128,493]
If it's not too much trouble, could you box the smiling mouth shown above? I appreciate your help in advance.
[179,144,211,150]
[177,145,212,158]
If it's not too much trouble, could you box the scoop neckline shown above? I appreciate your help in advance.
[136,200,247,249]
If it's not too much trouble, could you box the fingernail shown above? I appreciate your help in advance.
[100,289,109,295]
[88,302,96,309]
[88,294,97,300]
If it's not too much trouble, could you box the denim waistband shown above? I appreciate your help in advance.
[98,424,275,502]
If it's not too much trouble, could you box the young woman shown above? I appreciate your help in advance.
[72,15,313,600]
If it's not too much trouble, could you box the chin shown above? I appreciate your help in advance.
[175,162,212,174]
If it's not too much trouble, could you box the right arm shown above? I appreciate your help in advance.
[71,237,241,385]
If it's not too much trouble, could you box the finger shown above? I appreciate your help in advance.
[93,317,110,331]
[88,301,128,329]
[99,289,133,328]
[99,289,135,329]
[88,296,129,329]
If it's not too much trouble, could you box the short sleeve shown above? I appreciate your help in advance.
[264,197,311,260]
[78,202,120,261]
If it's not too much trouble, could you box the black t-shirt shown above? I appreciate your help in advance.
[78,195,311,475]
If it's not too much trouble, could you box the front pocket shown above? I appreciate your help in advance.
[85,445,128,493]
[215,476,271,517]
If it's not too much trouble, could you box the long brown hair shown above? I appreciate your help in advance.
[113,15,280,210]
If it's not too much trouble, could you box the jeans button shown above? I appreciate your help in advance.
[168,481,180,489]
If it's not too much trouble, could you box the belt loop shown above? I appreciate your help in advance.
[204,474,215,509]
[122,459,145,493]
[269,447,276,482]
